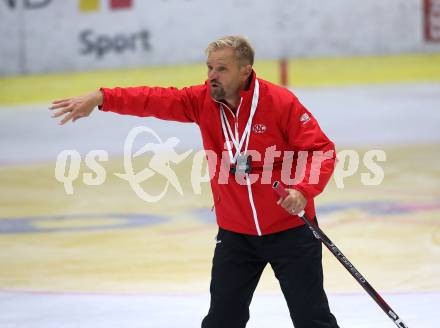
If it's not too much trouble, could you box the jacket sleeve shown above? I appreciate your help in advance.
[282,96,336,199]
[99,85,202,124]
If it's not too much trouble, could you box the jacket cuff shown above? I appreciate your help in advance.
[98,87,111,112]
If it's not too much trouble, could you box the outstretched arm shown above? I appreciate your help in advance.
[49,90,103,125]
[99,86,201,124]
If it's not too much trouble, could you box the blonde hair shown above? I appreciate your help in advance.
[206,35,255,67]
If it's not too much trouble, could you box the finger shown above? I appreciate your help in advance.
[72,114,85,122]
[281,195,295,208]
[277,192,289,204]
[279,196,289,207]
[287,207,297,215]
[288,199,302,212]
[287,203,300,214]
[280,198,294,210]
[59,111,75,125]
[52,98,71,105]
[51,106,73,118]
[49,101,71,110]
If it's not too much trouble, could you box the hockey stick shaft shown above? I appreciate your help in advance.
[272,181,408,328]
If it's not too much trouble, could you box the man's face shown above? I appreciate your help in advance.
[206,47,250,102]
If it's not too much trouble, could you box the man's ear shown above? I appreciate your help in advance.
[245,64,252,76]
[241,64,252,80]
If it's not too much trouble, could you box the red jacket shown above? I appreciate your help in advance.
[100,71,336,236]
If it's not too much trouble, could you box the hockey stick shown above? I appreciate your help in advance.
[272,181,409,328]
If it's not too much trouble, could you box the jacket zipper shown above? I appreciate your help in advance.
[213,97,263,236]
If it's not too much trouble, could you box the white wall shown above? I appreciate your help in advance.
[1,0,439,76]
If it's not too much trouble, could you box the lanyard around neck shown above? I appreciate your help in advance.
[220,79,260,164]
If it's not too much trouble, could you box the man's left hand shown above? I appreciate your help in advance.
[277,189,307,215]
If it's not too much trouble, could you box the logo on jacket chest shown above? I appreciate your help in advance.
[252,123,267,134]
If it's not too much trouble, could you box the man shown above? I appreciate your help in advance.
[50,36,339,328]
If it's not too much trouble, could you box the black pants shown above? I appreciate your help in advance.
[201,223,339,328]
